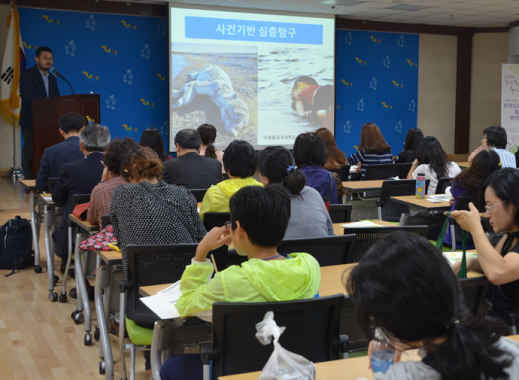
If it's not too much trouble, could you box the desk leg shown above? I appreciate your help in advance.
[95,256,114,379]
[74,232,93,346]
[30,192,41,272]
[44,204,57,302]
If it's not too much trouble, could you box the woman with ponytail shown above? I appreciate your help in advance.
[259,146,334,239]
[197,123,224,171]
[345,232,518,380]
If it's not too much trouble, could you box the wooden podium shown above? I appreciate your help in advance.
[31,94,100,176]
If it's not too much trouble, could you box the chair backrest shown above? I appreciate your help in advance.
[329,204,352,223]
[203,212,231,231]
[394,162,412,179]
[124,244,197,322]
[330,165,350,181]
[211,295,344,377]
[379,180,416,204]
[436,177,452,194]
[71,193,91,206]
[343,226,429,262]
[48,176,59,194]
[364,164,397,180]
[190,188,207,203]
[278,234,356,266]
[459,277,489,317]
[341,296,369,353]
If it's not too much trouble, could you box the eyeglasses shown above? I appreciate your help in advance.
[485,203,499,213]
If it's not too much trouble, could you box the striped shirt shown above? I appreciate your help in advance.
[493,148,517,168]
[348,150,393,166]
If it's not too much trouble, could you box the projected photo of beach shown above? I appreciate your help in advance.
[257,46,335,146]
[170,43,258,151]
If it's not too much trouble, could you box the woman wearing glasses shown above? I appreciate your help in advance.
[451,168,519,330]
[345,232,519,379]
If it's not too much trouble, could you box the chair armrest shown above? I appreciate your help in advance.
[339,334,350,354]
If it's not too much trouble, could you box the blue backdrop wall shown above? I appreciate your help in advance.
[335,30,419,156]
[18,7,169,146]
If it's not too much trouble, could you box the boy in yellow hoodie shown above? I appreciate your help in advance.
[161,185,321,380]
[199,140,262,220]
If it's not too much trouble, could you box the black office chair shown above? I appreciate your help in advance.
[330,165,350,182]
[201,295,345,379]
[394,162,412,179]
[62,193,95,303]
[341,296,369,353]
[190,188,208,203]
[119,244,198,380]
[436,177,452,194]
[343,226,429,263]
[329,204,353,223]
[364,164,397,180]
[376,180,416,222]
[278,234,356,266]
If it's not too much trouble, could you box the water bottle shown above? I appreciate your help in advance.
[371,340,395,379]
[416,172,426,199]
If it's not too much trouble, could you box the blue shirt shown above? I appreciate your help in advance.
[299,166,338,204]
[39,70,49,97]
[492,148,516,168]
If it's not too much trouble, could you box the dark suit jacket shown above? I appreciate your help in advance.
[53,151,104,216]
[163,152,223,189]
[20,66,60,129]
[36,136,83,192]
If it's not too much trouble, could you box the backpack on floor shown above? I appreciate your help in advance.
[0,216,33,274]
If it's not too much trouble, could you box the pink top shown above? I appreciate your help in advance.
[87,176,127,226]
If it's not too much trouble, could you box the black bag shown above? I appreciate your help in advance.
[0,216,33,272]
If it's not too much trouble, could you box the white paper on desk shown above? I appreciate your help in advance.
[140,281,182,319]
[427,194,452,203]
[341,221,383,228]
[443,251,478,266]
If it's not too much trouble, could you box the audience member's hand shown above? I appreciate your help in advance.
[195,226,232,261]
[449,202,481,233]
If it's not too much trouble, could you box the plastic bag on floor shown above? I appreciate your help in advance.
[256,311,316,380]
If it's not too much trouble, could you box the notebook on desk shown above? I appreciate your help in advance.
[341,220,384,228]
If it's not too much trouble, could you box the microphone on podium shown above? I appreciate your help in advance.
[50,68,75,94]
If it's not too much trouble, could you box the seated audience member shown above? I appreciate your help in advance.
[293,133,338,204]
[111,147,205,251]
[36,112,85,192]
[87,138,140,226]
[314,127,348,170]
[52,124,110,263]
[469,126,516,168]
[259,146,334,239]
[197,123,224,170]
[348,122,393,169]
[445,150,501,248]
[397,128,424,163]
[451,168,519,328]
[346,232,519,380]
[163,129,222,189]
[199,140,262,220]
[140,128,170,161]
[161,185,321,380]
[408,136,461,195]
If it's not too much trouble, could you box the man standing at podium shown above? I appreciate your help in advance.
[20,46,60,178]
